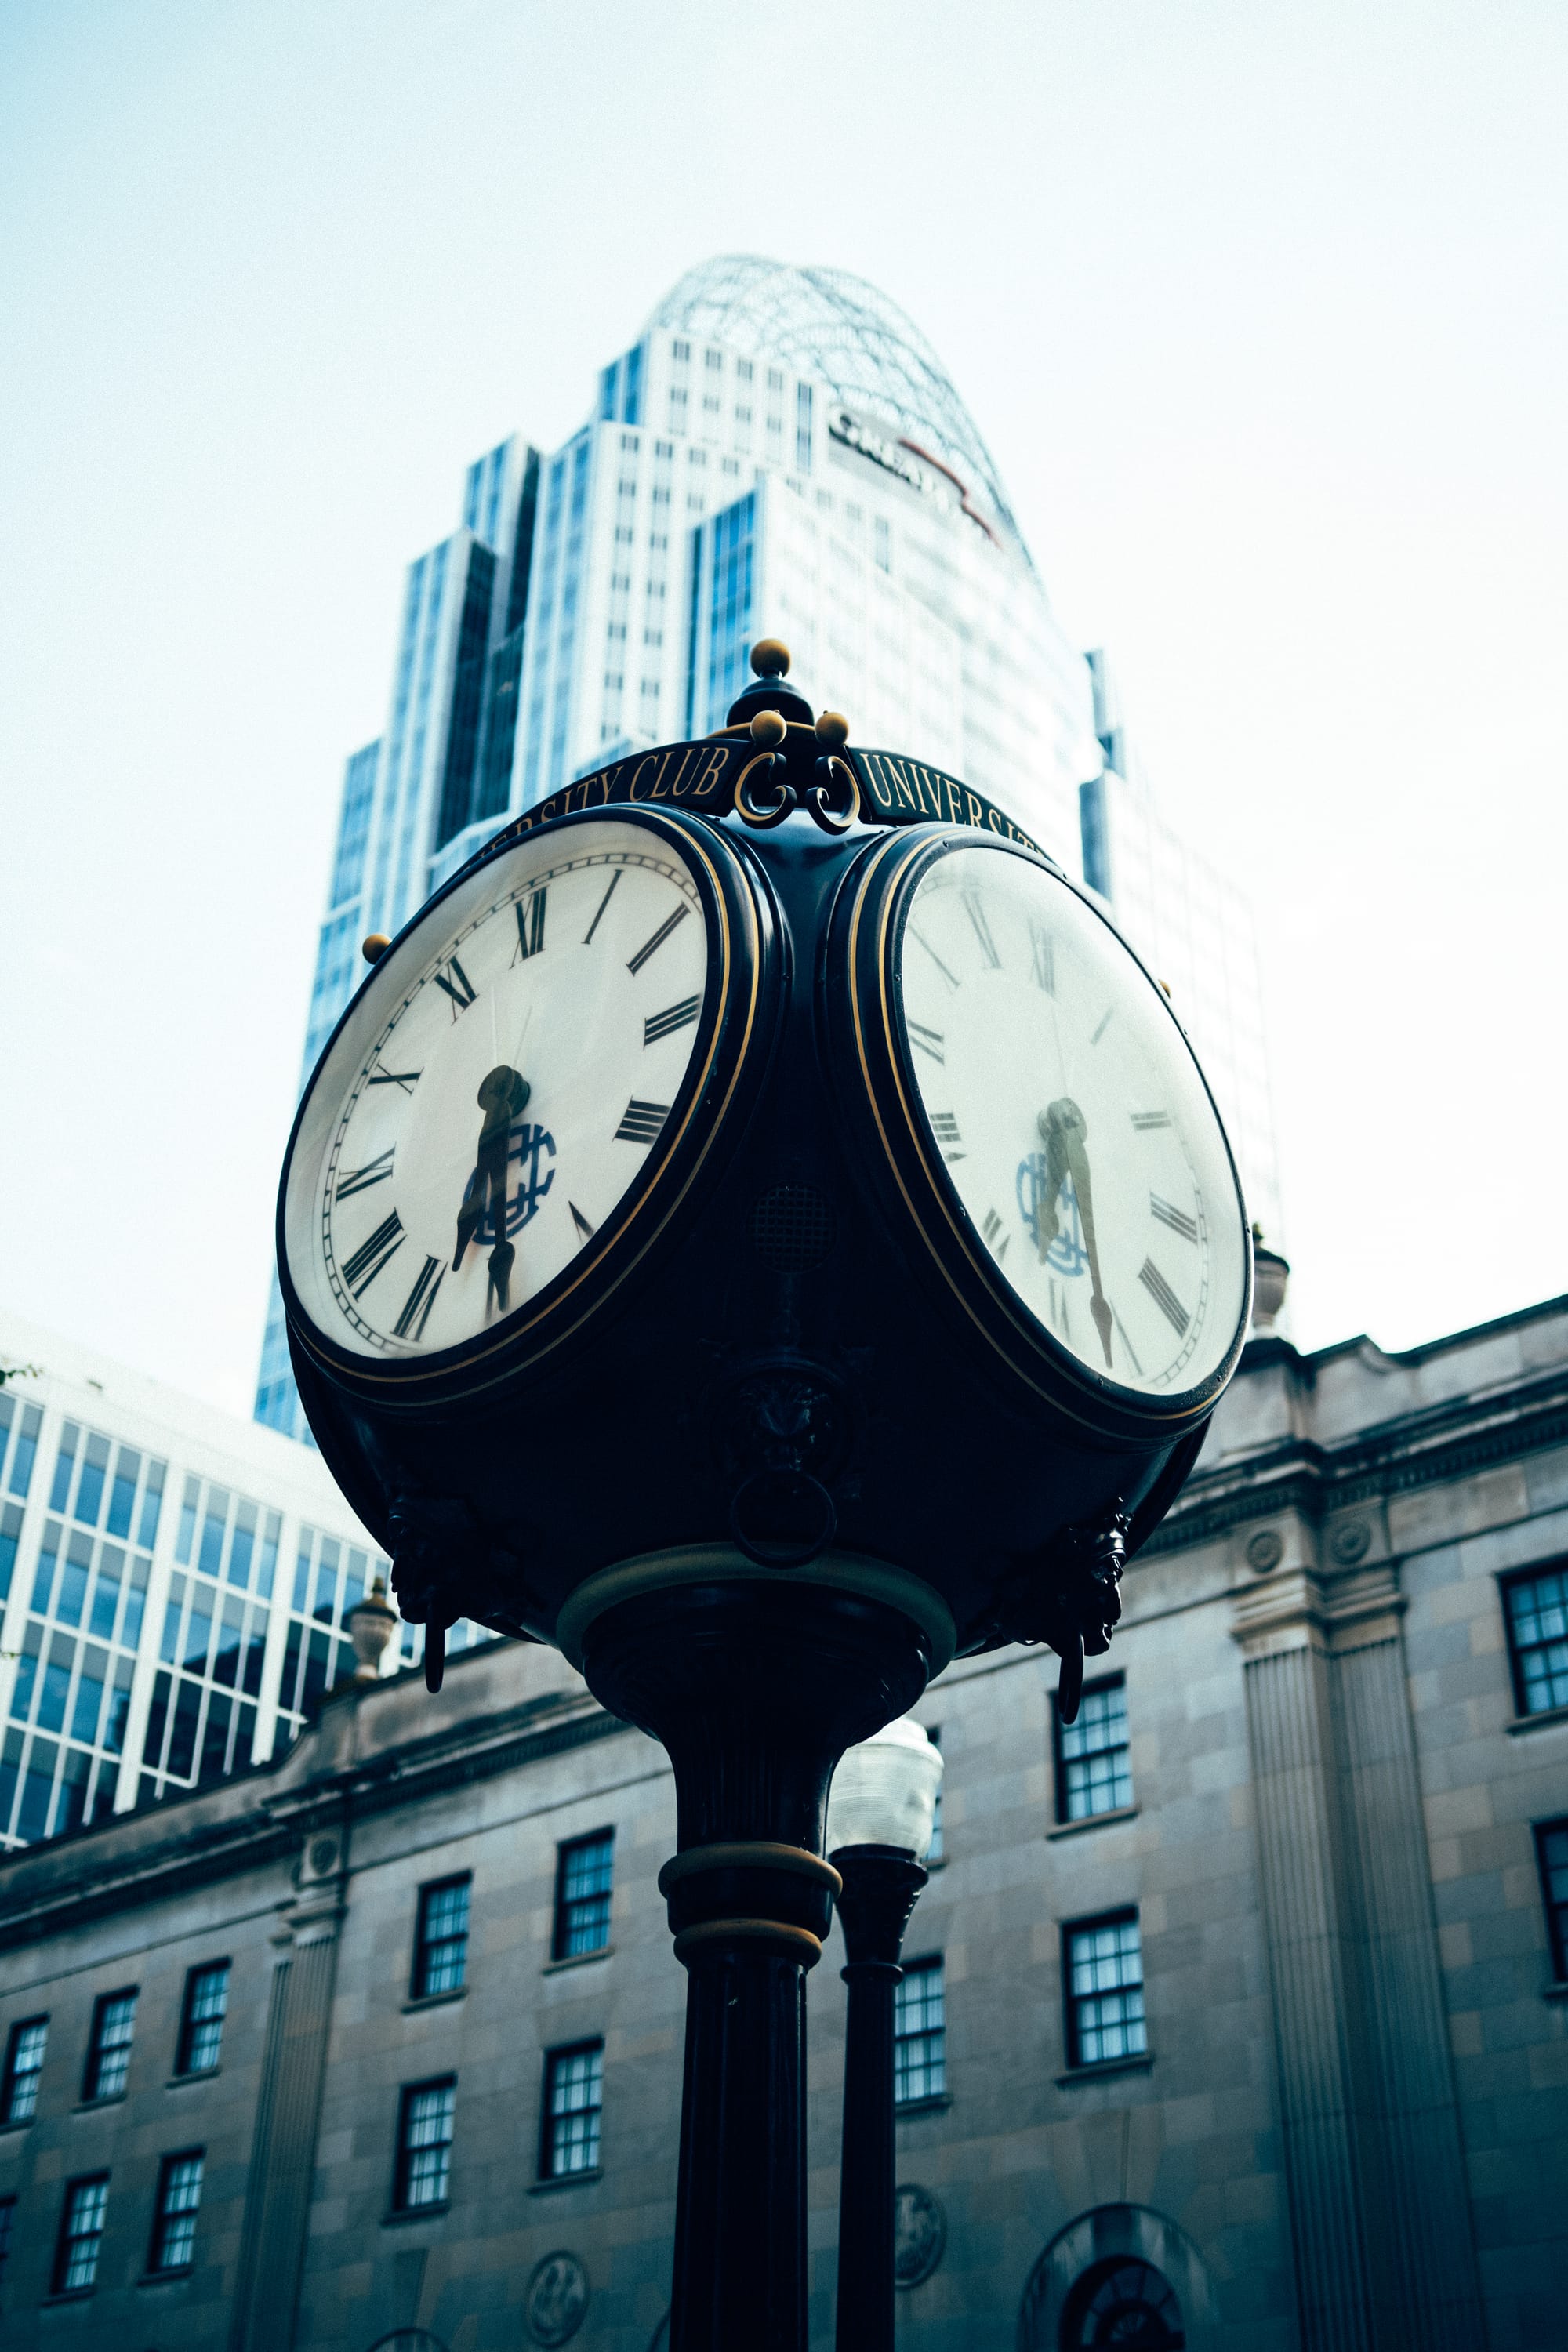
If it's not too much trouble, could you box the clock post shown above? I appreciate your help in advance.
[278,642,1252,2352]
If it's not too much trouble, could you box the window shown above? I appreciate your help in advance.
[540,2042,602,2177]
[1065,1911,1146,2067]
[0,2193,14,2282]
[1537,1820,1568,1980]
[1504,1566,1568,1715]
[83,1989,136,2100]
[1054,1676,1132,1822]
[2,2015,47,2124]
[413,1877,470,1998]
[394,2078,455,2211]
[175,1961,229,2076]
[53,2174,108,2293]
[894,1958,946,2105]
[553,1831,614,1959]
[148,2150,203,2272]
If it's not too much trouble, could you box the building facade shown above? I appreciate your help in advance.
[255,256,1282,1441]
[0,1311,488,1854]
[3,1289,1565,2349]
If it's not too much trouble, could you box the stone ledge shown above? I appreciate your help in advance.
[543,1946,614,1975]
[529,2167,603,2194]
[402,1987,467,2013]
[381,2200,450,2227]
[1055,2053,1155,2088]
[894,2092,952,2119]
[1047,1806,1139,1842]
[1506,1704,1568,1737]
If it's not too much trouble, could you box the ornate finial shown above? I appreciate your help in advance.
[815,711,849,750]
[361,934,391,964]
[751,638,790,678]
[750,710,787,747]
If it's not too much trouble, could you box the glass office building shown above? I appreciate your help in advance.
[0,1309,485,1852]
[256,256,1282,1439]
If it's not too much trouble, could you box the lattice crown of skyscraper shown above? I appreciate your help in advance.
[644,255,1028,561]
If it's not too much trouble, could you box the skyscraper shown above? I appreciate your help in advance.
[256,256,1280,1439]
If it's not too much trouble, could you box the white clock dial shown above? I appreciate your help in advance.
[285,820,713,1360]
[896,847,1247,1396]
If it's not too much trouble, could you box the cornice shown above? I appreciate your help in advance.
[0,1691,630,1952]
[1144,1367,1568,1558]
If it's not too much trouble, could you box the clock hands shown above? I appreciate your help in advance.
[455,1065,530,1314]
[1038,1098,1115,1370]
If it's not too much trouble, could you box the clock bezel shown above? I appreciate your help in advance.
[833,824,1253,1439]
[277,803,773,1405]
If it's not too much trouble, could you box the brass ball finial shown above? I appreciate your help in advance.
[361,933,391,964]
[815,711,849,750]
[750,709,787,747]
[750,638,790,679]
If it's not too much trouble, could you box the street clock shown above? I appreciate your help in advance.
[278,647,1250,1706]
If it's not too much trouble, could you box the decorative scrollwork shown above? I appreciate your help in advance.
[732,747,862,836]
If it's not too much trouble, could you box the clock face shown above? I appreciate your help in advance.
[893,843,1247,1399]
[283,817,721,1364]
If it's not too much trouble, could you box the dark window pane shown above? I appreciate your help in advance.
[554,1831,614,1959]
[56,1748,89,1835]
[56,1533,92,1628]
[415,1878,470,1998]
[198,1492,229,1579]
[1065,1911,1146,2067]
[103,1661,132,1756]
[229,1501,256,1588]
[71,1657,105,1744]
[166,1680,202,1780]
[10,1624,42,1722]
[30,1524,60,1614]
[2,2016,48,2125]
[1057,1677,1134,1822]
[7,1404,42,1499]
[176,1962,229,2075]
[87,1546,122,1640]
[212,1599,243,1689]
[894,1959,946,2104]
[175,1477,199,1565]
[53,2173,108,2292]
[122,1555,149,1647]
[48,1426,78,1515]
[183,1597,212,1675]
[85,1991,136,2100]
[198,1693,231,1784]
[396,2078,455,2209]
[1537,1820,1568,1980]
[143,1670,172,1773]
[17,1737,58,1840]
[541,2043,602,2177]
[1507,1568,1568,1715]
[0,1502,23,1602]
[150,2151,203,2271]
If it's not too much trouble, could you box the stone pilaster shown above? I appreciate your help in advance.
[228,1827,347,2352]
[1233,1533,1485,2352]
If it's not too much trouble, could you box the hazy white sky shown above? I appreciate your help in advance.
[2,1,1565,1417]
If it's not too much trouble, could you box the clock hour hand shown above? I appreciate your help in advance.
[1039,1098,1115,1370]
[455,1067,530,1315]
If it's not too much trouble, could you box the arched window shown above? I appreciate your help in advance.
[1060,2256,1185,2348]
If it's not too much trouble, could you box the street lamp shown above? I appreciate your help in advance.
[826,1718,944,2352]
[274,643,1253,2352]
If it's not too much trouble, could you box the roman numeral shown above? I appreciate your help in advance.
[368,1064,420,1094]
[907,1021,945,1065]
[931,1112,962,1150]
[341,1211,405,1298]
[626,904,689,975]
[569,1202,596,1241]
[982,1208,1004,1247]
[512,889,547,961]
[432,956,477,1017]
[644,995,700,1046]
[615,1099,669,1145]
[583,869,622,944]
[335,1146,394,1201]
[1151,1194,1198,1243]
[392,1255,444,1341]
[1138,1257,1190,1336]
[1030,927,1055,993]
[909,927,959,991]
[1131,1111,1171,1131]
[964,891,1000,968]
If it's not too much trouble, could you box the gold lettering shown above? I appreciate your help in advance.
[964,792,985,830]
[629,757,659,801]
[943,779,965,824]
[667,746,699,799]
[885,759,922,815]
[693,744,731,797]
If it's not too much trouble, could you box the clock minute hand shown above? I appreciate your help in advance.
[455,1067,530,1314]
[1039,1098,1115,1371]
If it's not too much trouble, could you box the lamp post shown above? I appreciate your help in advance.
[826,1717,944,2352]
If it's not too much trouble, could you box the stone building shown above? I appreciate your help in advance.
[0,1287,1564,2351]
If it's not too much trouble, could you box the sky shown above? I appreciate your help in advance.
[2,0,1565,1417]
